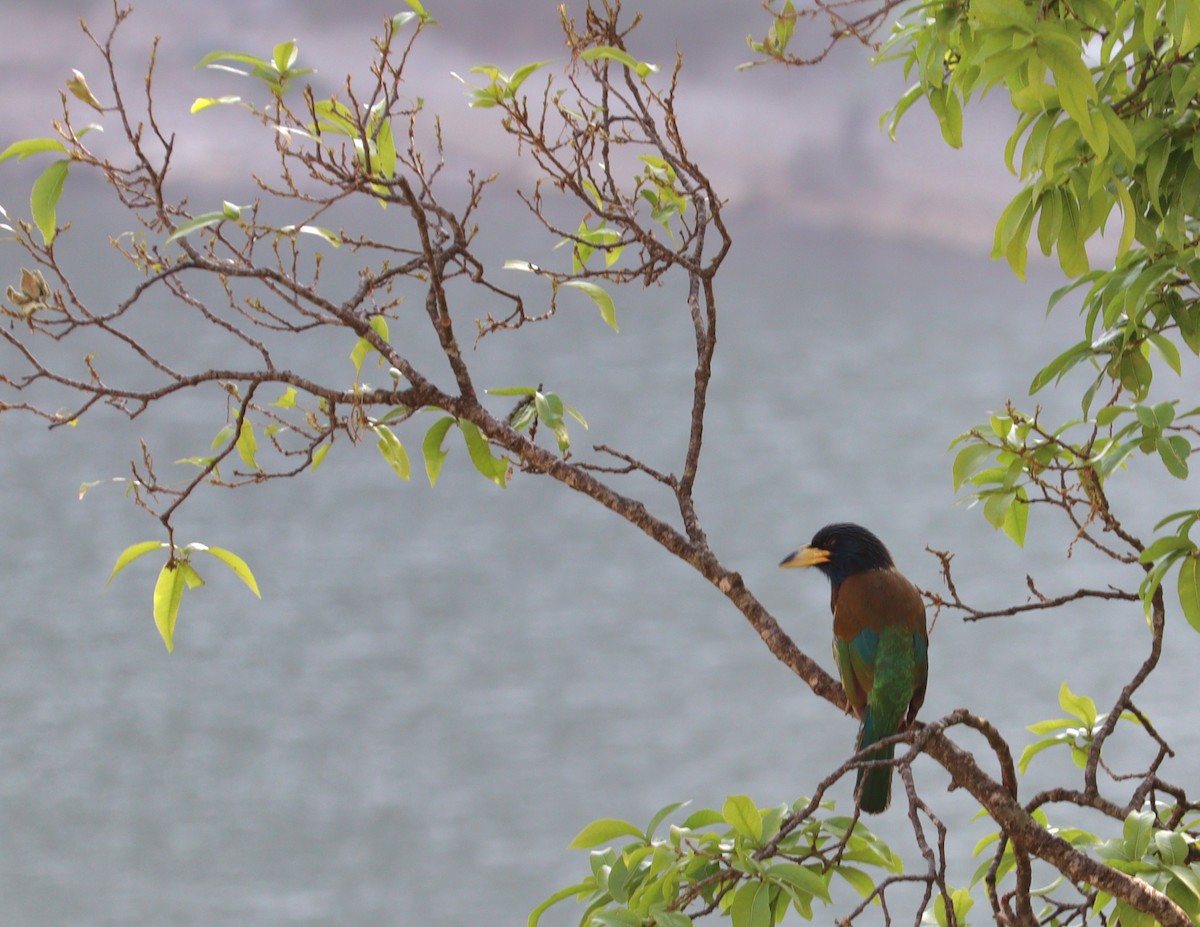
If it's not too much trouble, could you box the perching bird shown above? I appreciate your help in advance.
[779,523,928,813]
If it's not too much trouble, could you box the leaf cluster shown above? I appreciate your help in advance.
[533,797,903,927]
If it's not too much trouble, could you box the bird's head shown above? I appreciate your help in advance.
[779,522,895,587]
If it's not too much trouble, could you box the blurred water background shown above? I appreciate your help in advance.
[2,1,1199,925]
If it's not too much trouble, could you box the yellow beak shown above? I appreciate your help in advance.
[779,545,831,569]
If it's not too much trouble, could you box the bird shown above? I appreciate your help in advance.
[779,523,928,813]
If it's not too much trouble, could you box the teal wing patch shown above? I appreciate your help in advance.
[833,628,878,718]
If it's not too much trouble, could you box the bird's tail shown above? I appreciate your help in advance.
[855,707,896,814]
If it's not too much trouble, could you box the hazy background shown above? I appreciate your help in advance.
[2,2,1196,926]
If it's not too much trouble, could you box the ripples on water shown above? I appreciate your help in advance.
[2,183,1198,926]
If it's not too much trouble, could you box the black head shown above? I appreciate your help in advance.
[779,522,895,587]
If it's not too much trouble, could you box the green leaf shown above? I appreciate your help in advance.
[209,425,235,451]
[1003,485,1029,546]
[273,39,299,73]
[190,95,242,113]
[1169,864,1200,901]
[236,418,259,469]
[527,882,595,927]
[372,119,396,183]
[933,889,975,927]
[722,795,763,843]
[1035,31,1097,133]
[579,46,659,79]
[107,540,167,585]
[729,881,770,927]
[769,862,831,902]
[1030,341,1092,394]
[652,912,693,927]
[351,315,391,374]
[1123,810,1155,859]
[369,315,390,341]
[1178,554,1200,632]
[30,159,70,244]
[1027,717,1077,734]
[1019,737,1065,773]
[506,60,550,96]
[645,800,687,841]
[199,546,262,598]
[1059,680,1097,727]
[1149,332,1183,375]
[152,561,187,653]
[281,224,342,247]
[680,808,725,830]
[1139,534,1195,564]
[459,420,507,487]
[560,279,618,331]
[834,866,877,898]
[0,137,69,162]
[970,0,1036,28]
[593,912,642,927]
[178,561,205,590]
[196,49,273,72]
[350,337,372,374]
[313,99,359,136]
[271,387,297,409]
[1158,434,1190,479]
[373,424,411,480]
[422,416,455,488]
[1118,349,1153,400]
[568,818,644,849]
[952,443,995,491]
[535,391,571,451]
[566,405,588,429]
[312,442,331,471]
[992,187,1035,279]
[982,489,1016,530]
[882,83,924,141]
[1156,833,1189,866]
[166,210,228,244]
[400,0,437,24]
[928,85,964,148]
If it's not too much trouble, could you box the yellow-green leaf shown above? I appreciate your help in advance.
[579,46,659,79]
[166,210,227,244]
[1059,680,1098,726]
[1178,553,1200,632]
[351,315,391,373]
[422,416,455,488]
[769,862,831,902]
[0,137,69,162]
[30,159,70,244]
[178,561,205,590]
[722,794,763,843]
[201,546,262,598]
[459,420,507,487]
[1003,485,1029,546]
[730,880,770,927]
[560,279,618,331]
[191,95,242,113]
[373,424,411,480]
[567,818,643,849]
[152,561,187,652]
[107,540,168,585]
[236,418,259,469]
